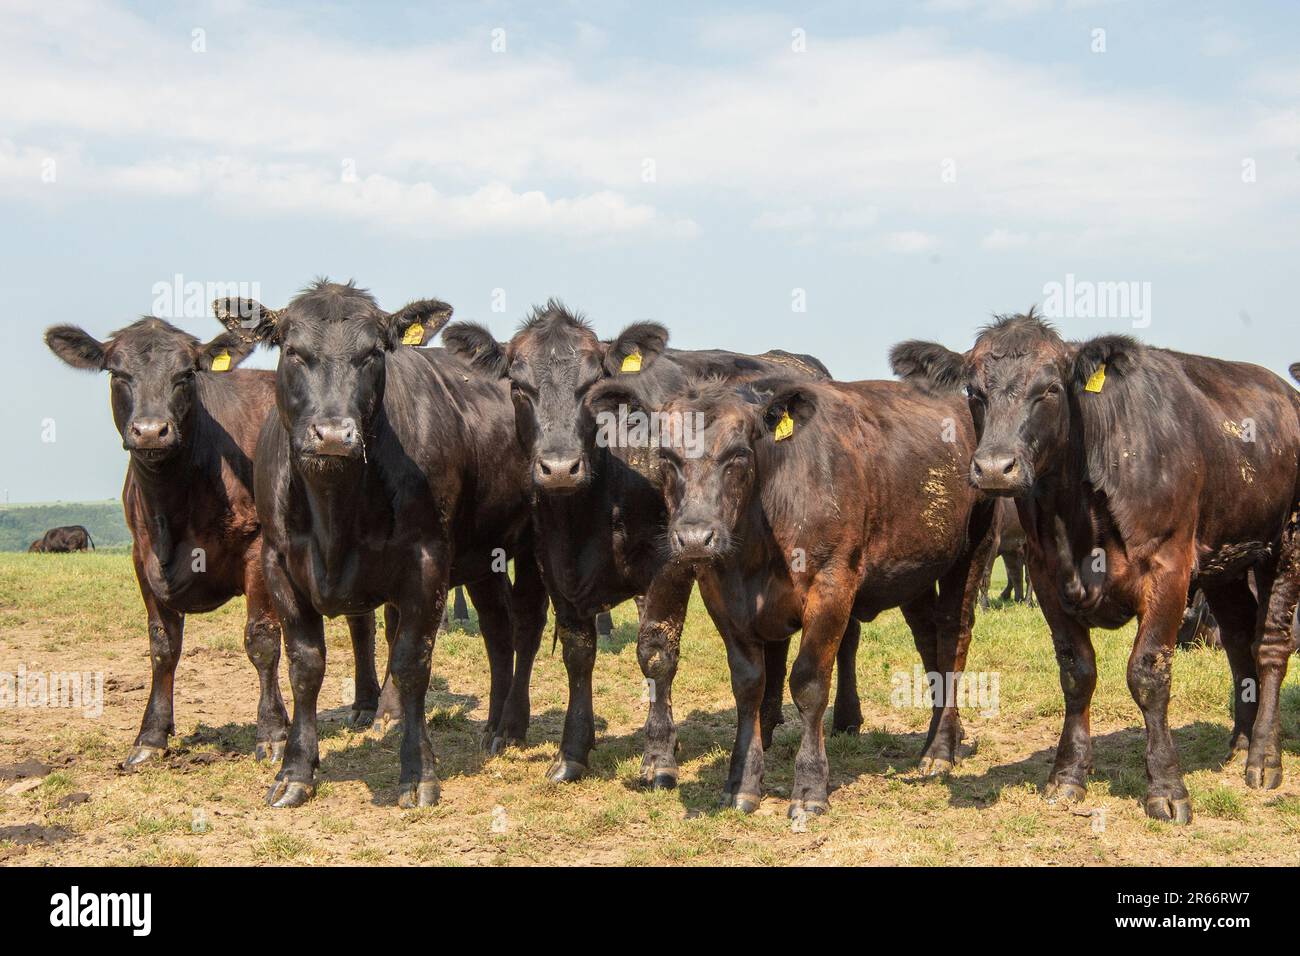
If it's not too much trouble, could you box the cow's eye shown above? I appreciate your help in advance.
[1044,382,1062,398]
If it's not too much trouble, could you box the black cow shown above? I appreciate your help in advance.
[220,281,547,808]
[583,375,996,814]
[44,318,379,767]
[893,311,1300,822]
[28,525,95,553]
[443,303,848,788]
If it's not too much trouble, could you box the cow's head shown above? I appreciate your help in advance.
[891,309,1089,496]
[45,318,256,462]
[443,302,667,493]
[214,280,451,471]
[589,376,812,563]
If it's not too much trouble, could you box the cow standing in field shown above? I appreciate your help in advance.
[44,318,381,768]
[893,311,1300,822]
[979,498,1033,608]
[583,376,996,815]
[223,281,547,808]
[28,525,95,553]
[443,305,843,789]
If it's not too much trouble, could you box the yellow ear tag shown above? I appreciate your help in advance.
[1084,363,1106,393]
[774,410,795,441]
[210,350,231,372]
[620,349,642,373]
[401,322,424,346]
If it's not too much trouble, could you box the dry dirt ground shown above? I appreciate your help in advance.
[2,551,1299,866]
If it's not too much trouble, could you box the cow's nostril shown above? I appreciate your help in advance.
[539,461,552,476]
[568,460,581,476]
[158,423,169,438]
[1002,459,1016,475]
[702,531,715,547]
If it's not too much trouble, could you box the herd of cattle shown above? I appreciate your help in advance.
[35,280,1300,825]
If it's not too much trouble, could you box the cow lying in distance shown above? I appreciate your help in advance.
[44,318,381,768]
[585,375,996,815]
[221,281,547,808]
[893,311,1300,822]
[443,304,845,789]
[29,525,95,553]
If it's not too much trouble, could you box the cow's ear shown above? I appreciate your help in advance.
[751,378,817,443]
[197,331,257,372]
[586,378,647,420]
[212,298,282,345]
[1289,362,1300,386]
[889,340,967,392]
[1071,335,1142,393]
[386,299,454,349]
[604,322,668,376]
[45,325,106,371]
[443,321,509,377]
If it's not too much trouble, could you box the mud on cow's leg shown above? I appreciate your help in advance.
[126,590,185,768]
[760,638,790,749]
[719,632,766,813]
[345,612,380,730]
[1127,564,1193,823]
[548,605,598,783]
[373,604,402,731]
[1246,514,1300,790]
[636,573,692,790]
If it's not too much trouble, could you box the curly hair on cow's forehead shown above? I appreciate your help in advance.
[974,306,1067,357]
[520,298,590,333]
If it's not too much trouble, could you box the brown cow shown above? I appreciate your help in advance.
[893,311,1300,822]
[44,317,380,767]
[28,525,95,553]
[586,375,996,816]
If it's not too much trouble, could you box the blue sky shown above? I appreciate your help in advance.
[1,0,1297,502]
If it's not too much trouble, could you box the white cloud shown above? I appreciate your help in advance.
[0,2,1293,248]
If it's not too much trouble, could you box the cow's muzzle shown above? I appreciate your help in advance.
[303,417,361,458]
[533,453,588,492]
[970,450,1031,496]
[125,417,179,454]
[669,519,725,561]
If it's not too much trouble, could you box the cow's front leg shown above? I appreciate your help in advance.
[760,638,790,748]
[1128,564,1193,823]
[1202,579,1258,763]
[1035,571,1096,805]
[1247,516,1300,789]
[264,575,326,809]
[389,574,448,808]
[242,566,289,762]
[467,572,515,748]
[719,632,766,812]
[547,602,598,783]
[637,571,692,789]
[346,612,380,729]
[831,620,862,735]
[126,583,185,768]
[788,587,852,817]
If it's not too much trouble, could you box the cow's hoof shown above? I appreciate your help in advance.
[265,779,314,809]
[254,739,286,763]
[373,713,400,736]
[788,799,827,818]
[832,723,861,737]
[397,781,440,808]
[348,709,376,730]
[1144,795,1192,824]
[720,791,761,814]
[122,745,165,769]
[545,757,587,784]
[1245,764,1282,790]
[488,734,525,756]
[918,756,953,777]
[641,764,678,790]
[1044,781,1087,805]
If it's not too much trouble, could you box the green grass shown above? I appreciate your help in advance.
[1,550,1299,866]
[0,499,131,552]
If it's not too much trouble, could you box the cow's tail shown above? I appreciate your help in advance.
[86,529,95,550]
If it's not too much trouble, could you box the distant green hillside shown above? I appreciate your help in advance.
[0,500,130,551]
